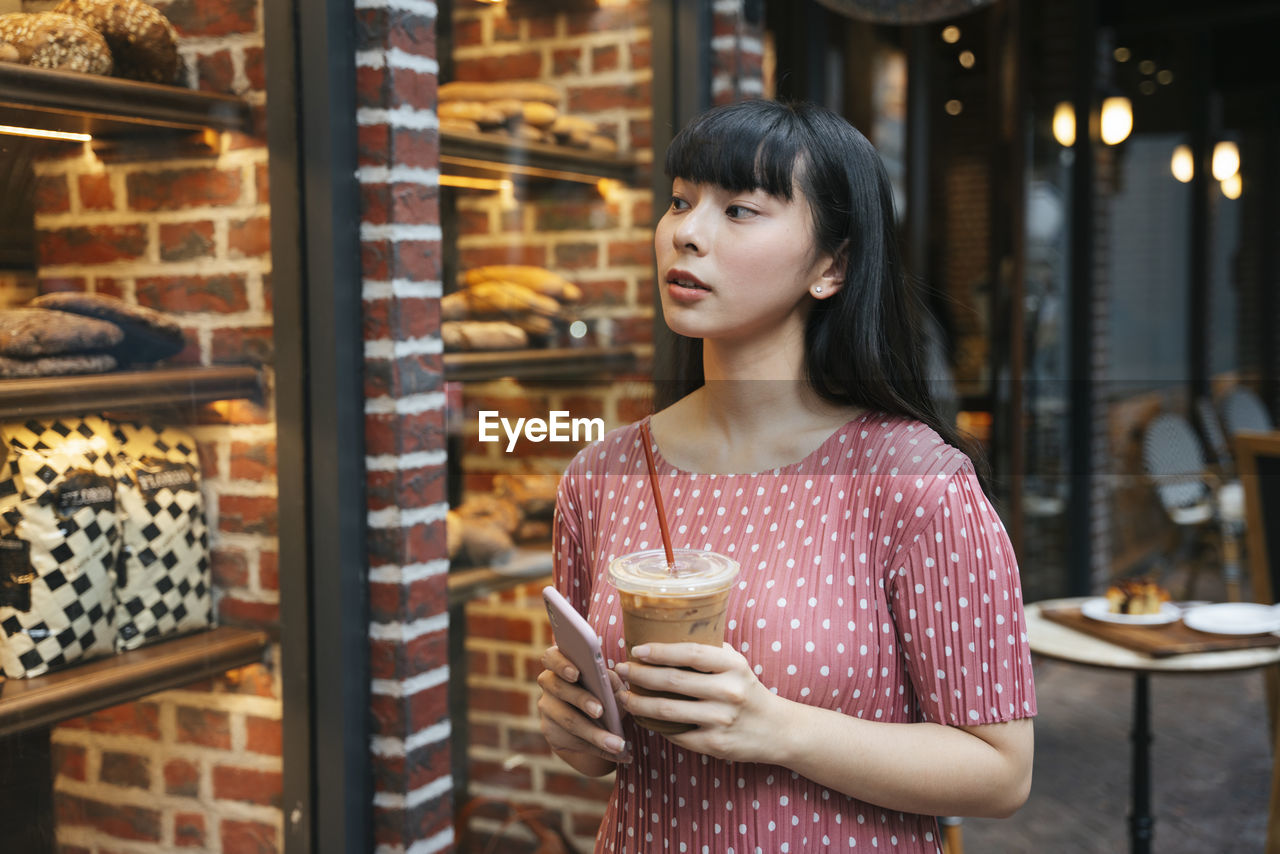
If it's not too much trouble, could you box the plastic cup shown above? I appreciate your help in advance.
[607,548,740,734]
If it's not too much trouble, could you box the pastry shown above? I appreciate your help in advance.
[1105,578,1170,615]
[53,0,180,83]
[0,12,112,75]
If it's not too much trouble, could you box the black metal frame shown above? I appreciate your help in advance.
[265,0,369,852]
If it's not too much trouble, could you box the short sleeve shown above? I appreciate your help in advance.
[887,464,1037,726]
[552,456,592,616]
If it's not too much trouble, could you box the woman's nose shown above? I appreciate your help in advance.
[671,204,706,254]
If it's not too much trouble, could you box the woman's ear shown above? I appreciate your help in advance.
[810,242,848,300]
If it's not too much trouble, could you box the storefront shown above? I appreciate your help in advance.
[0,0,1275,852]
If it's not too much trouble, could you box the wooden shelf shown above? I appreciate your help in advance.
[0,63,251,140]
[0,365,263,419]
[444,345,638,383]
[448,548,553,608]
[441,129,644,184]
[0,626,270,737]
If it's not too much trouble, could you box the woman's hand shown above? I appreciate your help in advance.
[615,642,787,764]
[535,645,631,774]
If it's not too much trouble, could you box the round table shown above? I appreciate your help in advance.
[1025,597,1280,854]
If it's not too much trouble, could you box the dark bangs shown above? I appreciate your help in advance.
[663,101,803,199]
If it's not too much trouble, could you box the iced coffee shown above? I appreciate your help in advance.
[607,549,740,734]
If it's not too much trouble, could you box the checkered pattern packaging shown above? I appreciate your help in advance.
[109,421,212,651]
[0,416,119,677]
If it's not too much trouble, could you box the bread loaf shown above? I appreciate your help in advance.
[442,321,528,351]
[53,0,180,84]
[0,352,116,378]
[464,281,561,318]
[0,307,122,357]
[464,265,582,303]
[439,80,561,105]
[31,292,184,364]
[457,493,521,534]
[439,101,506,126]
[440,117,481,134]
[0,12,112,75]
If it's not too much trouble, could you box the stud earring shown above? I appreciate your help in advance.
[813,285,824,295]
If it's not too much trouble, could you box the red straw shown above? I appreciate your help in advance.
[638,420,676,571]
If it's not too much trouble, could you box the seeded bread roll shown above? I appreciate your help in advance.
[54,0,180,84]
[0,12,112,75]
[0,43,19,63]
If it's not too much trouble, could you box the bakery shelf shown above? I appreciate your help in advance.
[441,128,644,184]
[0,365,263,419]
[448,548,553,608]
[0,626,270,738]
[0,63,251,140]
[444,345,638,383]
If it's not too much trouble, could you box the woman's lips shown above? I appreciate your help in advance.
[665,270,711,302]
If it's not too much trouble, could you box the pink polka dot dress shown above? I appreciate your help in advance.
[553,412,1037,853]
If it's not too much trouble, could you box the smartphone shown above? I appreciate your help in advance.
[542,586,624,739]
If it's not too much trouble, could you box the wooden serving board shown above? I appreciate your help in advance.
[1040,606,1280,657]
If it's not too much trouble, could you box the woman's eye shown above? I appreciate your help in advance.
[726,205,756,219]
[669,196,690,211]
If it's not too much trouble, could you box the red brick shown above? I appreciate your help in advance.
[369,630,448,682]
[469,720,501,749]
[176,706,231,749]
[593,44,620,72]
[569,83,648,113]
[469,613,535,644]
[37,225,147,265]
[507,725,554,757]
[361,236,392,279]
[362,295,441,346]
[455,51,542,82]
[53,743,86,781]
[219,495,278,536]
[159,220,216,262]
[535,199,618,232]
[363,353,443,401]
[372,796,452,850]
[196,48,235,93]
[365,463,446,514]
[245,716,282,756]
[363,409,445,457]
[453,16,482,47]
[577,278,628,306]
[60,703,160,739]
[470,686,530,716]
[35,174,70,213]
[255,161,270,205]
[631,39,651,71]
[370,738,450,794]
[211,548,249,588]
[100,751,150,789]
[262,271,273,313]
[390,239,443,281]
[229,441,276,482]
[369,683,449,738]
[77,174,115,211]
[136,274,249,314]
[259,551,279,592]
[219,818,278,854]
[495,651,516,678]
[552,242,599,270]
[228,216,271,258]
[366,519,447,568]
[211,325,273,365]
[244,45,266,91]
[159,0,257,37]
[553,47,583,76]
[213,765,283,808]
[471,758,533,790]
[358,123,390,168]
[55,793,161,842]
[460,244,546,269]
[126,169,242,211]
[164,758,200,796]
[36,276,86,294]
[219,596,279,627]
[566,7,647,35]
[174,812,205,847]
[369,577,448,624]
[544,769,615,801]
[608,239,652,267]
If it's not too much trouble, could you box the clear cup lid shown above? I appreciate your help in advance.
[607,548,740,596]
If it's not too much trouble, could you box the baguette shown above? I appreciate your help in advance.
[439,80,561,105]
[466,281,560,317]
[439,101,506,126]
[441,320,527,351]
[464,265,582,303]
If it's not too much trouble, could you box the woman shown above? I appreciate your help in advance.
[537,99,1035,853]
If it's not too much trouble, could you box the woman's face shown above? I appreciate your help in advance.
[653,177,837,344]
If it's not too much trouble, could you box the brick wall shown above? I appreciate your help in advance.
[711,0,765,105]
[354,0,454,851]
[26,0,282,850]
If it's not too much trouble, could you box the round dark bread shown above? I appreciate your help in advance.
[53,0,180,84]
[30,292,185,364]
[0,12,113,75]
[0,307,122,358]
[0,352,116,378]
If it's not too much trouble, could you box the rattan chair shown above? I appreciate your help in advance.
[1221,387,1275,438]
[1141,413,1220,597]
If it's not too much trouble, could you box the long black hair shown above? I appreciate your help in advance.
[655,99,981,471]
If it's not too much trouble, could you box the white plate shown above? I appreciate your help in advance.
[1080,597,1181,626]
[1182,602,1280,636]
